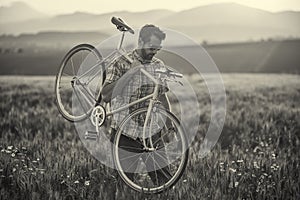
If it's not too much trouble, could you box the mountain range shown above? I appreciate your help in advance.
[0,2,300,42]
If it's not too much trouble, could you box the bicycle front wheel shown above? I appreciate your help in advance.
[113,107,189,194]
[55,44,105,122]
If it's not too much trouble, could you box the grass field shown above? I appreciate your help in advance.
[0,74,299,199]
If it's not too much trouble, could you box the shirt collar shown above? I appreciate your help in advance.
[133,49,152,64]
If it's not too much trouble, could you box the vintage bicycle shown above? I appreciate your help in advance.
[55,17,189,193]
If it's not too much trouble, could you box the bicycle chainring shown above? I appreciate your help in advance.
[90,105,106,127]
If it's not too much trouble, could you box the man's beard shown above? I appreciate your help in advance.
[141,49,155,61]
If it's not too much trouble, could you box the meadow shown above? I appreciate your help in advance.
[0,74,299,199]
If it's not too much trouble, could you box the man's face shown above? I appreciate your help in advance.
[141,35,162,61]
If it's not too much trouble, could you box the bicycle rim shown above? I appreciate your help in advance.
[113,107,189,193]
[55,44,104,122]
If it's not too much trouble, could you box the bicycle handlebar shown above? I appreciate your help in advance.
[155,68,183,78]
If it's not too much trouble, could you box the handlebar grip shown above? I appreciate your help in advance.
[169,72,183,78]
[155,68,183,78]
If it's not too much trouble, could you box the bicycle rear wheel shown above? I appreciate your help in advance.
[55,44,105,122]
[113,107,189,194]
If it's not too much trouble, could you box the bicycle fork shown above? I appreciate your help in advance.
[142,100,155,151]
[140,68,161,151]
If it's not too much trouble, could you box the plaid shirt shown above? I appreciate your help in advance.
[105,50,168,139]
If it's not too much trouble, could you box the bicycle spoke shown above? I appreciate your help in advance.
[123,154,142,172]
[151,153,159,186]
[119,145,144,152]
[73,87,89,115]
[62,72,73,77]
[119,152,141,161]
[153,150,178,172]
[71,57,75,75]
[157,149,182,157]
[76,80,97,101]
[58,85,72,90]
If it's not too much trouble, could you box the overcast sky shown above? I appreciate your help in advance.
[0,0,300,14]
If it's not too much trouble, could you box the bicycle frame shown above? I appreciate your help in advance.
[78,66,163,150]
[105,68,162,151]
[72,32,170,150]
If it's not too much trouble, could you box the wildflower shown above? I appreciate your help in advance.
[234,182,239,187]
[183,179,187,183]
[7,146,13,150]
[229,168,237,173]
[74,180,79,184]
[271,164,279,171]
[84,180,90,186]
[253,161,260,169]
[263,173,268,177]
[12,168,16,172]
[11,153,15,157]
[271,153,276,159]
[237,160,244,163]
[253,146,261,153]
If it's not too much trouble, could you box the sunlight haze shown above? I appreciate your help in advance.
[0,0,299,14]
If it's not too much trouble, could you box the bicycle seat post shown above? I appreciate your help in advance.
[118,32,126,50]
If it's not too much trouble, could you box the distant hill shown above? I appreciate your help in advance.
[0,3,299,42]
[0,9,175,35]
[0,39,299,75]
[0,31,109,48]
[0,1,47,23]
[156,3,300,42]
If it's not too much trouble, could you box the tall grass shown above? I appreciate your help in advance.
[0,74,299,199]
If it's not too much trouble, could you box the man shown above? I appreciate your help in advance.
[102,24,172,185]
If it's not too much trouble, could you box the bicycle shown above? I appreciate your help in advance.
[55,17,189,193]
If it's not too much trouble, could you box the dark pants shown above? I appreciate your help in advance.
[111,129,172,185]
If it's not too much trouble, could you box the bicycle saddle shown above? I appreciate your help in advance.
[111,17,134,34]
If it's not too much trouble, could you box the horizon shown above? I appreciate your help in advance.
[0,0,300,15]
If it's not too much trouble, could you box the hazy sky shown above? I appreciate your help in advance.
[1,0,300,14]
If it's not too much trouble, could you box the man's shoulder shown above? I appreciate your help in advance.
[112,51,135,66]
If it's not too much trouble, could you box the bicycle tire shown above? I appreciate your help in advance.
[55,44,105,122]
[113,107,189,194]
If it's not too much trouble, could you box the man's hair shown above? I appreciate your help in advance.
[139,24,166,43]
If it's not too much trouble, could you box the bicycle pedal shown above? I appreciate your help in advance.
[84,131,98,140]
